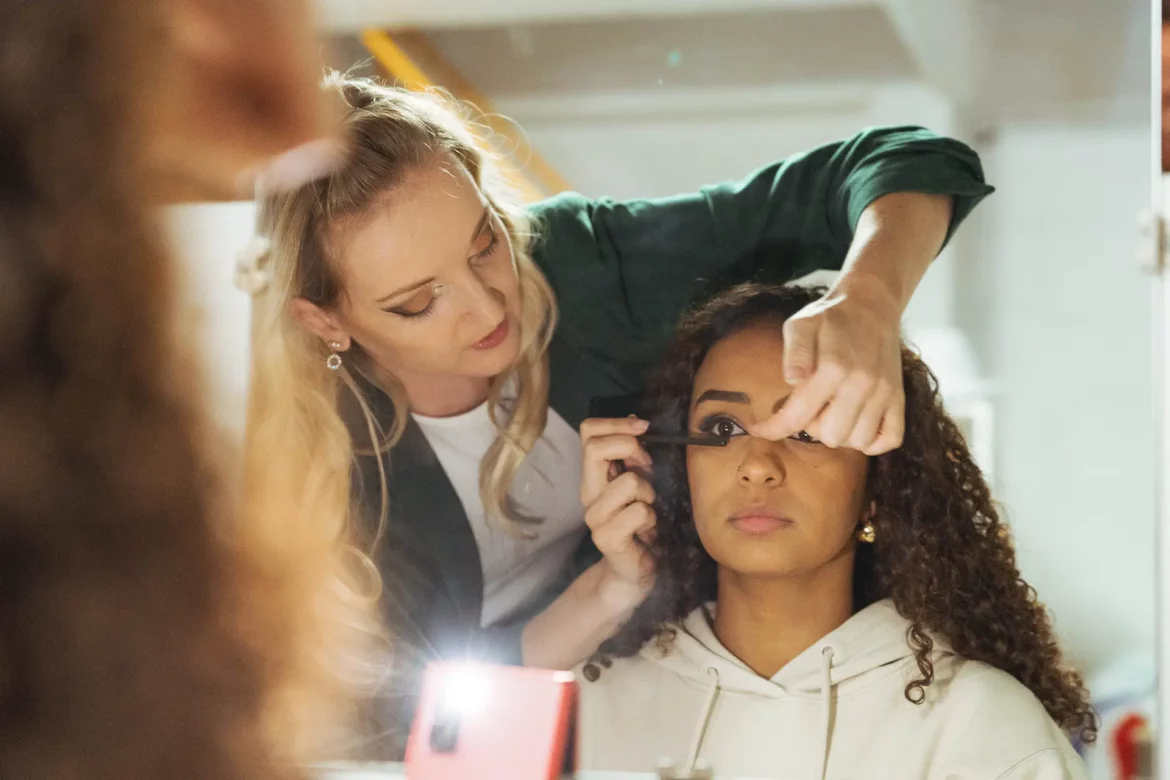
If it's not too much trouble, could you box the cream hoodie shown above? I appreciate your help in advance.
[576,600,1087,780]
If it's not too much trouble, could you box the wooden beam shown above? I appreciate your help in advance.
[359,29,430,91]
[360,29,571,202]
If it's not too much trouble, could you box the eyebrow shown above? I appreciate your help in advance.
[375,207,491,305]
[695,389,749,405]
[694,389,789,414]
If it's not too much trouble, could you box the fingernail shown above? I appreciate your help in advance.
[785,372,806,385]
[634,418,650,431]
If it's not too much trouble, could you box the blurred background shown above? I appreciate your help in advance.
[169,1,1155,776]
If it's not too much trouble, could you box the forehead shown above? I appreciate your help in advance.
[329,156,486,299]
[692,320,788,399]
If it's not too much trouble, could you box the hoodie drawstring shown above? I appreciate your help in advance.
[678,650,835,780]
[682,665,722,777]
[816,646,835,780]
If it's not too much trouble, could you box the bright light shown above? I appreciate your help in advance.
[439,664,492,717]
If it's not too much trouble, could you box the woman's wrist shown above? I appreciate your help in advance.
[519,562,651,669]
[593,562,652,617]
[833,191,953,313]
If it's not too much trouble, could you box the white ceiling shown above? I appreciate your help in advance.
[422,7,916,98]
[314,0,872,32]
[317,0,1151,124]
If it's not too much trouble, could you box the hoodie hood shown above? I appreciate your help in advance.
[646,599,932,696]
[638,599,946,780]
[578,604,1087,780]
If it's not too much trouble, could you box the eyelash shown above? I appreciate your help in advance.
[472,228,500,264]
[397,302,437,320]
[697,414,747,438]
[696,413,820,444]
[389,226,501,320]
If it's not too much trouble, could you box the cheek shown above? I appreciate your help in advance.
[487,251,521,302]
[795,454,869,533]
[686,449,737,527]
[348,310,466,372]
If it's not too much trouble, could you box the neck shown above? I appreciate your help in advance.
[391,368,493,418]
[712,549,855,679]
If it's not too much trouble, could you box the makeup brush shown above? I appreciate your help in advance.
[637,433,729,447]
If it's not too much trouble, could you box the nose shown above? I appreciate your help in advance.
[461,269,506,325]
[737,438,786,487]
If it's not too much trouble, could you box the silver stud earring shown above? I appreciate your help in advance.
[326,341,343,371]
[433,283,447,298]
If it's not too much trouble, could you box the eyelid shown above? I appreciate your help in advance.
[387,287,436,317]
[472,226,499,260]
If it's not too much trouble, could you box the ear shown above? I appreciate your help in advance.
[289,298,350,351]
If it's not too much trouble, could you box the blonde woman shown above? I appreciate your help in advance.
[246,74,993,751]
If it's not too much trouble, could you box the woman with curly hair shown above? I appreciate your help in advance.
[574,283,1095,779]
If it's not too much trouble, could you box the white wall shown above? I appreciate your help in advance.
[960,124,1155,673]
[166,202,258,439]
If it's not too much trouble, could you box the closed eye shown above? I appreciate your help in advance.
[386,286,438,318]
[470,224,500,264]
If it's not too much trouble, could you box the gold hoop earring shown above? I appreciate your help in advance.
[326,341,343,371]
[858,521,876,544]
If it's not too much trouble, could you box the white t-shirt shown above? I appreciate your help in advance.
[412,401,587,628]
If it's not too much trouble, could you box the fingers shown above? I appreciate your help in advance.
[591,500,656,557]
[846,391,888,452]
[579,418,650,506]
[585,471,656,532]
[861,395,906,456]
[751,364,837,441]
[151,0,339,200]
[751,292,908,452]
[580,417,651,443]
[813,369,874,448]
[751,351,906,452]
[781,315,818,386]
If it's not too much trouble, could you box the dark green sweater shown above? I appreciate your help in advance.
[352,125,993,756]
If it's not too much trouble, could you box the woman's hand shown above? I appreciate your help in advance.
[518,417,657,668]
[148,0,342,202]
[751,191,954,455]
[579,417,657,609]
[756,281,906,455]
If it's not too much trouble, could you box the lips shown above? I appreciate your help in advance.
[472,318,510,350]
[729,505,793,534]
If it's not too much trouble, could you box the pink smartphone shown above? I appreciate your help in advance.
[405,661,577,780]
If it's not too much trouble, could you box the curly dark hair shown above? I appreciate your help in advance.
[583,283,1097,743]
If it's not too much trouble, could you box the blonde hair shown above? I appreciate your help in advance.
[247,74,558,617]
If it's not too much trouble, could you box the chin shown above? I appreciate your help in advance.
[714,545,807,578]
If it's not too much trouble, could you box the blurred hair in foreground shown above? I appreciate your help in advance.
[0,0,382,777]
